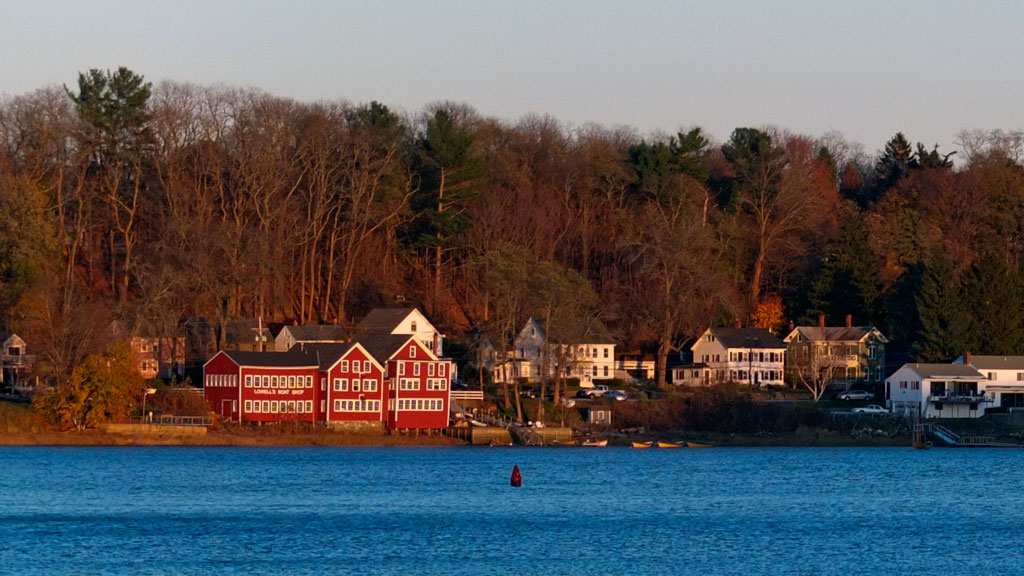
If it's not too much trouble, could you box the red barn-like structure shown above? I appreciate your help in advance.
[203,313,452,431]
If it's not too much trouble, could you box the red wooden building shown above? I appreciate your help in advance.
[354,333,452,431]
[203,323,452,431]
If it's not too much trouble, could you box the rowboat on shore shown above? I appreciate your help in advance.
[632,441,653,449]
[657,441,683,449]
[686,441,714,449]
[581,439,608,447]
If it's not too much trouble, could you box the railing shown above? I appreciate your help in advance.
[450,390,484,401]
[135,415,214,426]
[928,395,993,405]
[0,354,34,368]
[928,424,997,446]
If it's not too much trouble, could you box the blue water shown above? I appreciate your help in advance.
[1,446,1022,575]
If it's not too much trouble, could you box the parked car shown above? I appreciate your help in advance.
[852,404,888,414]
[583,385,610,398]
[604,390,628,402]
[838,390,873,401]
[521,387,540,398]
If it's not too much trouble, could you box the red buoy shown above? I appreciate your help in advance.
[510,464,522,487]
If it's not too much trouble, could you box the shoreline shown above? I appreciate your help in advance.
[0,429,920,447]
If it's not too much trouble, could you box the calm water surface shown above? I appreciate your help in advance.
[1,446,1021,575]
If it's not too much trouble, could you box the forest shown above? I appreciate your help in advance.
[2,67,1024,389]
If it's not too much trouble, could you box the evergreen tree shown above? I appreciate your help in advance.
[914,259,969,361]
[411,104,485,317]
[804,212,880,325]
[962,255,1024,354]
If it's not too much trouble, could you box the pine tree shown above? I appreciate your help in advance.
[914,259,969,361]
[962,255,1024,354]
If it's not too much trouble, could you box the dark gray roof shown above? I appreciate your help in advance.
[281,324,349,343]
[352,333,417,363]
[709,327,785,349]
[960,356,1024,371]
[221,349,319,368]
[902,363,986,380]
[223,318,273,345]
[292,342,359,369]
[524,317,615,345]
[356,308,417,333]
[787,326,888,343]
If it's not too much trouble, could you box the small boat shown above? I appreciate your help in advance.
[686,441,714,449]
[550,440,577,446]
[489,439,513,447]
[632,441,653,449]
[581,439,608,447]
[657,441,683,449]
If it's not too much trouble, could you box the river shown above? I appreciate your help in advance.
[1,446,1021,575]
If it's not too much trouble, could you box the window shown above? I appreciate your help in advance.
[604,366,609,377]
[321,377,326,391]
[410,346,417,358]
[592,366,598,377]
[989,372,995,381]
[333,378,341,391]
[271,401,279,413]
[341,360,349,371]
[414,363,421,376]
[353,379,361,392]
[365,379,377,392]
[398,362,405,376]
[305,401,312,413]
[411,321,417,332]
[363,361,370,373]
[271,376,278,388]
[340,379,349,392]
[261,376,268,387]
[604,348,609,358]
[429,364,435,377]
[262,401,269,413]
[440,364,446,377]
[245,400,252,412]
[1018,373,1024,381]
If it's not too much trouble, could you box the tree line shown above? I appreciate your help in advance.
[1,68,1023,391]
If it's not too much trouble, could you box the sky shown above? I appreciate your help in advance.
[3,0,1024,156]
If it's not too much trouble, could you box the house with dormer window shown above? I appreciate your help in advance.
[492,318,616,388]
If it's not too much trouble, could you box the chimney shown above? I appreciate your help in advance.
[845,314,852,328]
[818,314,825,328]
[965,351,973,366]
[788,320,795,332]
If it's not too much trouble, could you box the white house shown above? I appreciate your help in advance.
[355,308,444,357]
[275,324,350,352]
[687,327,786,387]
[953,354,1024,411]
[493,318,616,388]
[885,363,992,418]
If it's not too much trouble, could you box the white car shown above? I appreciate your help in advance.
[604,390,628,402]
[583,385,610,398]
[852,404,888,414]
